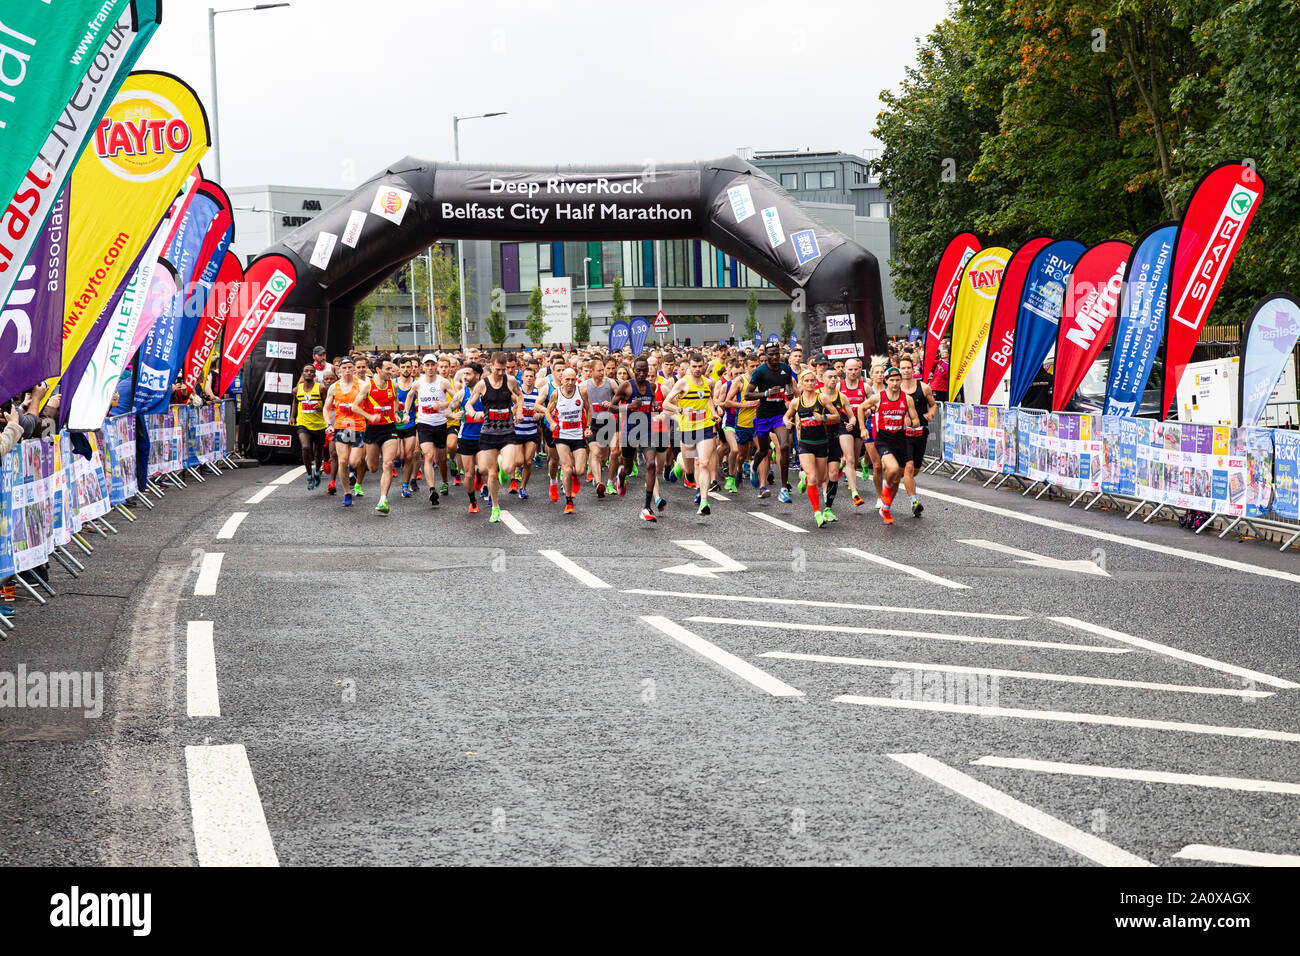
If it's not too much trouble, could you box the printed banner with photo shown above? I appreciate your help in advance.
[143,409,184,476]
[104,414,139,505]
[1132,420,1272,517]
[1099,416,1142,498]
[50,435,75,545]
[10,439,54,572]
[1273,431,1300,521]
[1044,412,1102,492]
[942,403,1016,474]
[72,435,113,525]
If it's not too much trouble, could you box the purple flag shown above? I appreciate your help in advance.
[0,185,68,404]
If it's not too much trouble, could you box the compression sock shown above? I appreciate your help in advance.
[827,480,839,508]
[645,489,653,510]
[807,485,820,511]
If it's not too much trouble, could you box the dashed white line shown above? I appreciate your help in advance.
[1172,844,1300,867]
[918,484,1300,586]
[971,756,1300,794]
[538,549,611,589]
[185,621,220,718]
[840,695,1300,742]
[888,753,1153,867]
[622,588,1026,621]
[185,744,280,866]
[194,552,224,596]
[1050,616,1300,690]
[641,615,804,697]
[498,510,531,535]
[688,616,1128,654]
[839,547,970,590]
[216,512,248,540]
[245,486,278,505]
[762,651,1271,698]
[747,511,808,533]
[271,466,306,485]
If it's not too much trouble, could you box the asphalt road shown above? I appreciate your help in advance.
[2,453,1299,867]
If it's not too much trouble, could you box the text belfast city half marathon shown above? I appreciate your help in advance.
[442,177,695,224]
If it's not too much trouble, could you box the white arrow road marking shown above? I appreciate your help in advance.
[641,616,804,697]
[1172,845,1300,867]
[888,753,1153,867]
[839,548,970,589]
[960,538,1109,576]
[661,539,747,578]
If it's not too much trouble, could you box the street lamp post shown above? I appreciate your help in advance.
[452,111,508,351]
[208,4,290,183]
[582,256,592,317]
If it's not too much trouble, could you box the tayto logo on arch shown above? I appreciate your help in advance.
[93,93,193,183]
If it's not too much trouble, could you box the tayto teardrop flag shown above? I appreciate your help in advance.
[1052,240,1131,411]
[1007,239,1085,408]
[218,255,299,397]
[56,71,209,390]
[183,252,243,391]
[0,184,67,404]
[1163,162,1265,415]
[0,1,160,319]
[981,236,1052,404]
[948,247,1010,402]
[1103,222,1176,417]
[923,232,980,382]
[1239,293,1300,426]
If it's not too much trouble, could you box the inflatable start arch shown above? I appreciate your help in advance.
[244,154,885,453]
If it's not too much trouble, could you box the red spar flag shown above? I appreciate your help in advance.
[923,232,980,382]
[217,254,297,396]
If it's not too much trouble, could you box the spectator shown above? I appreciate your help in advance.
[928,341,950,403]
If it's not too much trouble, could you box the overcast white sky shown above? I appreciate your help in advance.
[136,0,952,190]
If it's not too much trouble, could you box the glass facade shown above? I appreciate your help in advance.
[498,239,772,294]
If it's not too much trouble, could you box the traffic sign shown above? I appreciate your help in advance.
[653,310,670,329]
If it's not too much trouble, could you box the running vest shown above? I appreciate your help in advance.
[394,379,415,429]
[676,377,714,432]
[623,378,656,440]
[586,378,615,420]
[516,387,539,438]
[722,378,738,428]
[481,376,515,438]
[875,391,909,437]
[902,380,929,437]
[840,379,868,428]
[736,380,759,430]
[460,390,484,441]
[294,383,325,430]
[361,379,398,426]
[555,389,585,440]
[416,376,450,426]
[333,379,366,432]
[795,394,831,445]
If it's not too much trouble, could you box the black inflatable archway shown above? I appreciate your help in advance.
[243,154,884,453]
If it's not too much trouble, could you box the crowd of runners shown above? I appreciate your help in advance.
[287,341,937,528]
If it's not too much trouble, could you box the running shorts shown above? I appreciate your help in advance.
[417,422,449,448]
[363,423,399,445]
[875,433,909,463]
[755,414,786,438]
[908,431,929,469]
[680,426,716,447]
[297,425,327,447]
[557,437,587,453]
[479,432,518,451]
[333,428,364,448]
[457,438,480,457]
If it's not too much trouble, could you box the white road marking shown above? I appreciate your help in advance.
[918,484,1300,585]
[186,621,220,718]
[839,547,970,590]
[245,486,278,505]
[641,615,804,697]
[538,549,611,589]
[762,651,1271,698]
[972,756,1300,794]
[185,744,280,866]
[747,511,808,534]
[271,466,306,485]
[708,492,729,502]
[960,538,1110,577]
[840,694,1300,742]
[1172,844,1300,867]
[661,539,746,578]
[194,552,224,596]
[498,509,531,535]
[1050,616,1300,690]
[621,588,1027,621]
[888,753,1152,867]
[216,512,248,540]
[688,616,1129,654]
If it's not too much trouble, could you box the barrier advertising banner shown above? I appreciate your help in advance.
[1100,416,1141,497]
[1133,419,1272,517]
[1104,222,1176,417]
[1007,239,1085,407]
[1052,240,1131,410]
[949,247,1010,402]
[1045,412,1101,492]
[942,403,1016,474]
[103,413,138,504]
[1273,430,1300,521]
[218,255,299,397]
[982,236,1052,405]
[1239,293,1300,426]
[1164,162,1264,415]
[9,439,53,572]
[923,232,980,382]
[57,71,209,387]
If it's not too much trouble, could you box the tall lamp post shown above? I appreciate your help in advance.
[582,256,592,317]
[452,111,508,351]
[208,4,290,183]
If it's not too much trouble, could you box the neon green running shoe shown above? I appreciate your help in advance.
[605,481,616,496]
[631,461,639,477]
[823,507,837,522]
[796,472,807,494]
[813,510,825,527]
[489,505,501,523]
[724,475,737,493]
[375,498,389,514]
[353,482,364,497]
[672,451,684,479]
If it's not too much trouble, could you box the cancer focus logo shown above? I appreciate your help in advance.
[93,93,194,184]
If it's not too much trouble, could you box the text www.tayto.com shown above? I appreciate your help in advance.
[1114,915,1250,930]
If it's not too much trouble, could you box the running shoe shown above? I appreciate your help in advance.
[757,487,771,499]
[549,481,559,502]
[400,482,412,498]
[605,480,616,497]
[476,474,484,493]
[596,482,606,499]
[778,487,792,504]
[656,496,667,512]
[683,477,697,490]
[430,487,440,506]
[616,475,626,496]
[440,481,450,495]
[853,493,865,508]
[509,478,519,495]
[724,476,737,493]
[631,461,639,478]
[410,477,419,492]
[749,467,760,488]
[324,460,332,474]
[489,506,501,523]
[376,498,390,514]
[814,510,825,528]
[698,500,711,516]
[694,492,701,506]
[564,501,575,515]
[0,605,13,619]
[823,507,837,522]
[912,500,924,518]
[343,493,353,507]
[641,507,657,522]
[468,500,479,514]
[882,506,894,525]
[482,491,493,510]
[306,475,313,491]
[571,475,580,497]
[499,467,509,487]
[353,482,364,497]
[328,480,337,495]
[796,472,807,494]
[454,474,463,486]
[881,485,894,508]
[672,453,684,479]
[709,480,721,493]
[875,496,884,511]
[518,487,529,500]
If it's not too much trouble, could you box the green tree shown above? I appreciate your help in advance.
[610,276,627,326]
[352,299,374,349]
[574,306,591,346]
[744,289,760,340]
[525,284,550,347]
[780,308,795,343]
[486,307,507,349]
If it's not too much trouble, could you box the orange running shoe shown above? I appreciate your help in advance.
[564,501,575,515]
[468,501,479,514]
[549,481,559,502]
[881,506,894,525]
[510,478,519,493]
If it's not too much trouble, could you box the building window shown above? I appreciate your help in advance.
[804,172,820,190]
[821,171,836,189]
[781,173,797,190]
[869,202,890,219]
